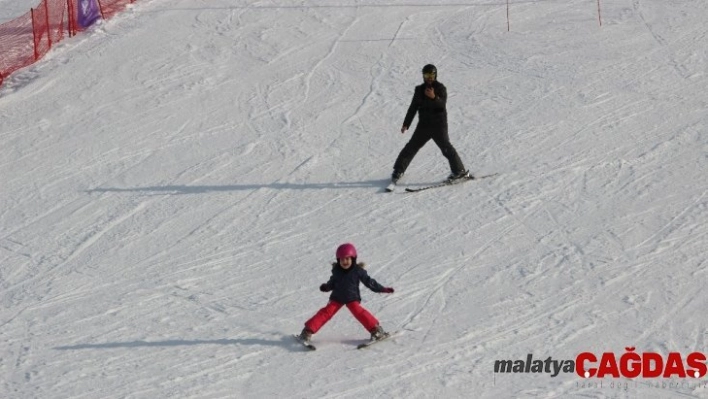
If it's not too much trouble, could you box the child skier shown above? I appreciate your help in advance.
[298,243,394,344]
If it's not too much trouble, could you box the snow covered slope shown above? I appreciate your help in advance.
[1,0,707,397]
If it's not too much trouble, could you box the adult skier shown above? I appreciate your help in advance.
[391,64,468,184]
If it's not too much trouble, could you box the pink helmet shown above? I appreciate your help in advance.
[336,243,357,259]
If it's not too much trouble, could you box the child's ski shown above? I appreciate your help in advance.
[405,173,498,193]
[293,334,316,350]
[356,330,400,349]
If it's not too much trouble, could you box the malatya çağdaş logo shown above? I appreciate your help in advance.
[494,348,707,379]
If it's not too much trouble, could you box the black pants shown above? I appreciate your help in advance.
[393,124,465,175]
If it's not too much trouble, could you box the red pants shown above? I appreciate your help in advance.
[305,301,379,333]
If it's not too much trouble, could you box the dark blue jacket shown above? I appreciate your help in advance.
[323,263,387,304]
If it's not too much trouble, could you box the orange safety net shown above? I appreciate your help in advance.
[0,0,135,87]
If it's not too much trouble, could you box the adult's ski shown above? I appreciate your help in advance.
[404,173,498,193]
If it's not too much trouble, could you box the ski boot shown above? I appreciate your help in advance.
[369,325,389,342]
[446,169,470,182]
[391,170,404,184]
[298,327,313,343]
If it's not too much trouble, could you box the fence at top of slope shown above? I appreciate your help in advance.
[0,0,136,87]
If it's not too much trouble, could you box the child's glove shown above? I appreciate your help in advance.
[382,287,394,293]
[319,283,332,292]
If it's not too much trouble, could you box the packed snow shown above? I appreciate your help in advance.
[0,1,37,23]
[1,0,707,398]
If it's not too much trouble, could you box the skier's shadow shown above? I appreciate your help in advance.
[54,337,303,352]
[86,179,389,195]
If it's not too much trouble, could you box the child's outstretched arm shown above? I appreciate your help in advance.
[359,268,394,294]
[319,273,335,292]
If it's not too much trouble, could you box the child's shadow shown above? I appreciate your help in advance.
[54,336,305,352]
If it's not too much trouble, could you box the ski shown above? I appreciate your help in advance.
[405,173,498,193]
[292,334,316,351]
[356,330,400,349]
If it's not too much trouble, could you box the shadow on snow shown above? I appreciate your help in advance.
[54,337,298,351]
[86,179,390,195]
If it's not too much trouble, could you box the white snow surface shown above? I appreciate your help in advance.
[0,1,37,23]
[1,0,708,398]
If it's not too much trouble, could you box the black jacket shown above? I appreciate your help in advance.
[322,263,387,304]
[402,81,448,128]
